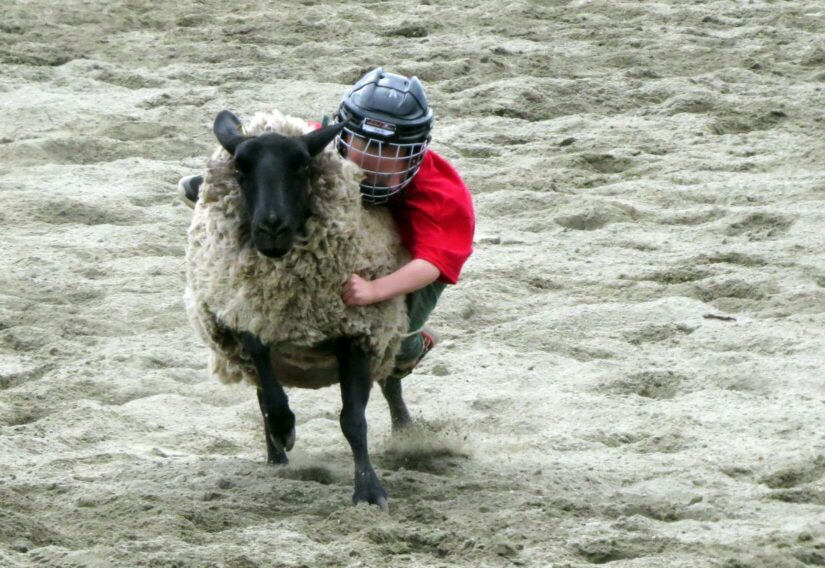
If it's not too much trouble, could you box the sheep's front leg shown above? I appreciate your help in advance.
[240,332,295,465]
[335,337,388,512]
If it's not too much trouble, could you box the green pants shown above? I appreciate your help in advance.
[394,281,446,365]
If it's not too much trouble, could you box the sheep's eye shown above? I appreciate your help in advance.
[233,156,249,174]
[294,161,311,176]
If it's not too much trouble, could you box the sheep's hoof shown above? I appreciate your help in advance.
[269,426,296,453]
[285,426,296,451]
[266,450,289,466]
[352,469,389,513]
[375,496,389,513]
[391,416,414,434]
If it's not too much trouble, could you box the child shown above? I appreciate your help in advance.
[179,68,475,379]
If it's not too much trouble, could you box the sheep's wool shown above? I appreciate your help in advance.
[185,110,409,388]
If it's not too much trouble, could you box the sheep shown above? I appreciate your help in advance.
[184,109,415,511]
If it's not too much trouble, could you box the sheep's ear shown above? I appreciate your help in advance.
[301,121,347,157]
[214,110,247,155]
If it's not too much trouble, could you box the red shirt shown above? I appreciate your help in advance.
[308,122,475,284]
[388,150,475,285]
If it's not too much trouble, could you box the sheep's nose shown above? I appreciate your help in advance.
[255,216,287,237]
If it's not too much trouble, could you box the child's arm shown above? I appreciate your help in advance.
[342,259,440,306]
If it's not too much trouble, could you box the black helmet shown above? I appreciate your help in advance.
[334,68,434,203]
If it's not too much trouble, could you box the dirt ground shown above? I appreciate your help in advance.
[2,1,825,566]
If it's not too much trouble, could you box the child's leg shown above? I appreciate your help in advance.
[394,281,447,369]
[378,281,447,429]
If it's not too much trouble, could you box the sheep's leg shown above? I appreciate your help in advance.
[379,377,413,433]
[256,388,287,464]
[240,332,295,465]
[335,337,388,512]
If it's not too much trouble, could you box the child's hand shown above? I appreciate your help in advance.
[342,274,381,306]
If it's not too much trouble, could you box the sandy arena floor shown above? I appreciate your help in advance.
[1,1,825,566]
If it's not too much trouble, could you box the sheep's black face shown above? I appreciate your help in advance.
[213,111,347,258]
[233,134,312,258]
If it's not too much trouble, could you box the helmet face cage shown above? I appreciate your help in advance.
[335,125,429,204]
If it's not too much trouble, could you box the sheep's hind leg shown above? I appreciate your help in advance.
[335,338,388,512]
[379,376,413,433]
[240,332,295,465]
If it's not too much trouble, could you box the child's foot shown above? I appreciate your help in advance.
[177,175,204,209]
[389,327,439,380]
